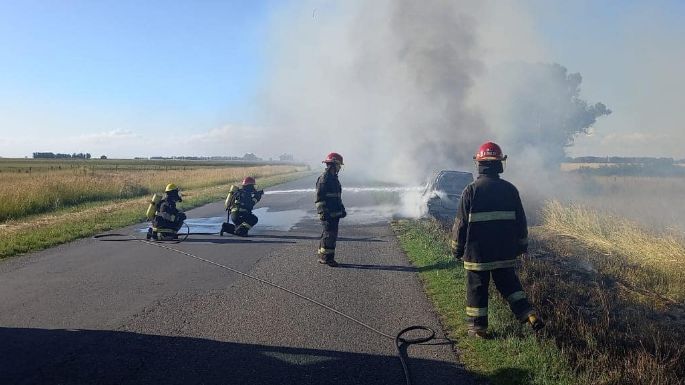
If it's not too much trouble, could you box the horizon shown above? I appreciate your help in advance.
[1,1,683,162]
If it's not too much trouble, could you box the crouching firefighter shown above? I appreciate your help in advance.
[316,152,346,267]
[220,177,263,237]
[452,142,544,338]
[147,183,187,240]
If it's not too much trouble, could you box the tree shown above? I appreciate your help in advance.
[489,63,611,165]
[100,155,107,160]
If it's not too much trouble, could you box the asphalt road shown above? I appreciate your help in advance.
[0,175,475,385]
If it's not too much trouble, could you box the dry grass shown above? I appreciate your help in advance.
[521,173,685,231]
[541,200,685,301]
[521,201,685,384]
[0,170,311,258]
[560,162,611,171]
[0,165,299,221]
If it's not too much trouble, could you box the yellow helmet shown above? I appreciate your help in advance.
[165,183,178,192]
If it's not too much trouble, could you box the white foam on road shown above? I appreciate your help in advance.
[141,209,311,234]
[265,186,423,195]
[140,185,428,234]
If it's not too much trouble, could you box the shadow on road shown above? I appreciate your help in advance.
[181,238,295,245]
[336,263,419,273]
[254,234,386,243]
[335,261,456,274]
[0,327,473,385]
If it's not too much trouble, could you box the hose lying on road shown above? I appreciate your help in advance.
[92,223,219,244]
[94,230,443,385]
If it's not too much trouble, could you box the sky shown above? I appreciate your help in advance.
[0,0,683,160]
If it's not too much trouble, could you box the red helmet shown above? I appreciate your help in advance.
[474,141,507,162]
[322,152,344,165]
[242,176,256,186]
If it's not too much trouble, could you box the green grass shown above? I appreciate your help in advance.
[392,219,577,385]
[0,171,311,259]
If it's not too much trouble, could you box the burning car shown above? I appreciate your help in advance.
[421,170,474,224]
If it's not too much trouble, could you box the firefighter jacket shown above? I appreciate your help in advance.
[154,198,185,228]
[451,174,528,271]
[231,186,263,214]
[315,170,345,220]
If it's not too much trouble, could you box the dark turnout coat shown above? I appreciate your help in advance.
[451,174,528,271]
[315,171,345,220]
[231,186,263,215]
[153,198,185,231]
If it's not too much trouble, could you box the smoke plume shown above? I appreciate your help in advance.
[260,1,485,183]
[259,1,610,185]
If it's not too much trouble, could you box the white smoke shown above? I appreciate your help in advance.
[259,0,486,184]
[257,1,610,189]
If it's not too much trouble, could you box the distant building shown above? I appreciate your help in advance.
[242,153,260,161]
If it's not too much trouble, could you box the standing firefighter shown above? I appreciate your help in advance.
[452,142,544,337]
[148,183,186,240]
[221,177,264,237]
[316,152,346,267]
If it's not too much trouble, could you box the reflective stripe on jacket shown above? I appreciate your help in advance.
[451,174,528,270]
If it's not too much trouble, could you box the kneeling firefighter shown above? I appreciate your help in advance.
[147,183,187,240]
[221,177,264,237]
[451,142,544,337]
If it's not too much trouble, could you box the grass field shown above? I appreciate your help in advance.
[529,201,685,384]
[393,200,685,385]
[0,159,310,258]
[521,172,685,232]
[0,158,304,221]
[393,220,576,385]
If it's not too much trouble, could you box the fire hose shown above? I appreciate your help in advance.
[94,229,444,385]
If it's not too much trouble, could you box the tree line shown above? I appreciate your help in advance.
[33,152,92,159]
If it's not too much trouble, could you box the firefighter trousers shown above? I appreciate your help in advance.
[318,218,339,260]
[230,211,258,236]
[152,218,184,233]
[466,268,534,330]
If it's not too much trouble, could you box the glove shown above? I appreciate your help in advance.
[319,212,329,221]
[340,209,347,218]
[255,190,264,200]
[453,252,463,261]
[178,212,187,222]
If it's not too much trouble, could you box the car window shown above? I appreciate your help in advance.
[436,173,472,192]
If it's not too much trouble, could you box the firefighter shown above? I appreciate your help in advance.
[222,177,264,237]
[150,183,186,240]
[316,152,346,267]
[451,142,544,337]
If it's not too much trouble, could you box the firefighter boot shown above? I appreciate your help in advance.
[159,232,177,241]
[220,222,235,236]
[326,257,338,267]
[527,313,545,332]
[467,328,487,339]
[317,254,338,267]
[146,228,153,240]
